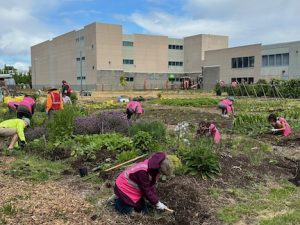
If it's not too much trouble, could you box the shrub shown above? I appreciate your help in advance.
[98,111,129,134]
[74,115,100,135]
[132,131,153,153]
[46,105,83,141]
[167,154,183,175]
[117,150,139,163]
[25,125,47,142]
[214,82,222,96]
[149,98,218,107]
[31,111,47,127]
[70,92,78,104]
[180,139,220,178]
[129,121,166,142]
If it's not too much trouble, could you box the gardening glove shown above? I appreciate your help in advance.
[45,111,49,116]
[156,201,167,210]
[20,141,26,148]
[271,128,280,132]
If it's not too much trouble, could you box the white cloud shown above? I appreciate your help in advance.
[13,62,30,72]
[129,0,300,46]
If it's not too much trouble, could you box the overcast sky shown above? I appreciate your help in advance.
[1,0,300,72]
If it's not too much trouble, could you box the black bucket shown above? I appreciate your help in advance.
[79,167,88,177]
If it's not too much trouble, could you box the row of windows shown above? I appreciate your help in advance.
[125,77,134,82]
[76,76,86,80]
[168,45,183,50]
[123,59,134,64]
[231,77,254,84]
[262,53,289,67]
[232,56,255,69]
[123,41,134,47]
[168,61,183,66]
[76,57,85,61]
[75,36,84,42]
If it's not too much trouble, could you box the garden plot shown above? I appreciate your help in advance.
[1,95,300,225]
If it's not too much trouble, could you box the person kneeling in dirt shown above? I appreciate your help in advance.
[268,114,292,137]
[7,95,36,119]
[113,152,171,214]
[126,100,143,120]
[0,117,30,150]
[218,96,235,118]
[196,121,221,144]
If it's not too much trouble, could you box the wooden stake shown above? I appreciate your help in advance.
[165,207,175,213]
[103,154,148,172]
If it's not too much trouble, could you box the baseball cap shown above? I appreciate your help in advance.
[22,117,31,127]
[229,96,235,101]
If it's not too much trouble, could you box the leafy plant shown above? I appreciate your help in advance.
[129,121,166,142]
[132,131,153,153]
[180,139,220,178]
[70,92,78,104]
[46,105,83,141]
[167,154,183,174]
[117,150,139,163]
[149,98,218,107]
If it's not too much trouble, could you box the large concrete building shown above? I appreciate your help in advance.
[31,22,300,91]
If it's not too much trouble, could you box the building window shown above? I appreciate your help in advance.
[92,44,94,49]
[262,53,289,67]
[231,56,255,68]
[168,61,183,66]
[77,76,86,80]
[168,45,183,50]
[76,57,80,61]
[81,56,85,61]
[92,65,95,70]
[283,53,289,65]
[123,41,134,47]
[125,77,134,82]
[123,59,134,64]
[75,36,85,43]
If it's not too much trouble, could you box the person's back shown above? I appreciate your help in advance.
[46,88,63,119]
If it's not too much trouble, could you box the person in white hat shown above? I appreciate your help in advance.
[0,117,30,150]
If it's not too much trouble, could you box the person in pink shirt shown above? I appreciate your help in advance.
[268,114,292,137]
[7,95,35,119]
[126,100,143,120]
[196,121,221,144]
[218,96,235,118]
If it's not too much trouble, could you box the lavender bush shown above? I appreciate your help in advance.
[74,111,130,135]
[98,111,130,134]
[25,125,47,142]
[74,115,101,135]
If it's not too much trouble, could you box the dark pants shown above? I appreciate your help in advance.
[218,104,227,115]
[114,198,148,214]
[17,105,32,119]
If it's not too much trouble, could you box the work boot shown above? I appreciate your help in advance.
[106,194,117,205]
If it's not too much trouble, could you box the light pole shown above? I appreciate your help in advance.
[80,50,83,95]
[33,58,37,90]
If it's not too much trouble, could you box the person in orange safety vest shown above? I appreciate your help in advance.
[46,87,63,119]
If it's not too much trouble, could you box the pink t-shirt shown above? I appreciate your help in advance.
[220,99,233,113]
[126,101,143,114]
[278,117,292,137]
[209,124,221,144]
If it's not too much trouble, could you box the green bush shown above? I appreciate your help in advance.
[180,139,220,178]
[71,133,133,160]
[31,111,47,127]
[117,150,139,163]
[149,98,219,107]
[214,82,222,96]
[129,121,166,142]
[70,92,78,104]
[46,105,83,141]
[132,131,153,153]
[167,154,183,175]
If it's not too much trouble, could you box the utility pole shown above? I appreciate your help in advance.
[33,58,37,89]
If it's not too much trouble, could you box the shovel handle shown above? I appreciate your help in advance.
[165,207,174,213]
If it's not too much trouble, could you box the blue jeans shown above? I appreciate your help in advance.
[114,198,149,214]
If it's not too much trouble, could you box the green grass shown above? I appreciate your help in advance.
[4,154,67,182]
[148,97,219,107]
[218,181,300,225]
[0,203,17,216]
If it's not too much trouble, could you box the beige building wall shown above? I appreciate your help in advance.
[95,22,123,71]
[203,44,262,83]
[133,34,168,73]
[31,31,76,89]
[184,34,228,73]
[168,38,184,74]
[122,34,135,72]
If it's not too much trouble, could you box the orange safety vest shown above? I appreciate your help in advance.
[50,92,61,110]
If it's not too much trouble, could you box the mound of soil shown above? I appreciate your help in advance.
[157,177,211,225]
